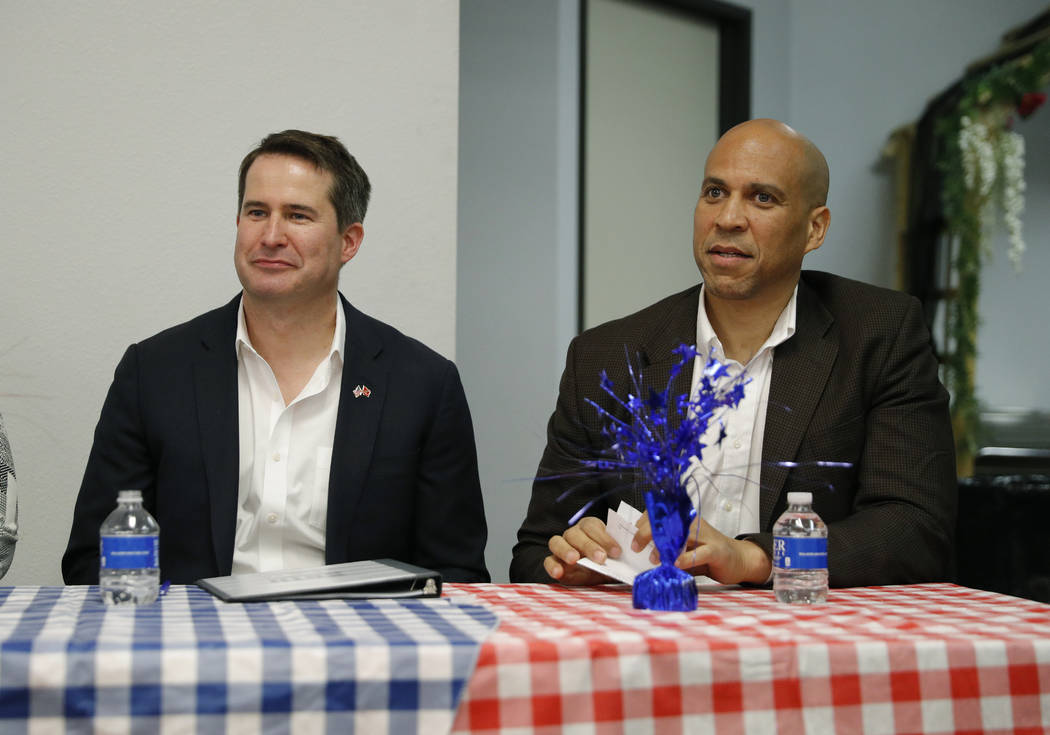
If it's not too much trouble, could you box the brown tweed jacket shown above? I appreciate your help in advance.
[510,271,957,587]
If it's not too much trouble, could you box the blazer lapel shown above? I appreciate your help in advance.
[636,284,702,402]
[759,279,837,528]
[194,295,241,575]
[630,285,700,508]
[325,295,388,563]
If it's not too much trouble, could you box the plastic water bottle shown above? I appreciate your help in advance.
[99,490,160,606]
[773,491,827,604]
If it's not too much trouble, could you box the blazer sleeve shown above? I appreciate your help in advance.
[62,345,156,584]
[825,296,957,585]
[746,296,957,586]
[411,360,491,583]
[510,337,606,583]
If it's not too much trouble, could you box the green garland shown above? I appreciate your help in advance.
[935,40,1050,474]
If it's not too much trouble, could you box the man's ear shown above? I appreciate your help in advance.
[804,206,830,254]
[341,223,365,264]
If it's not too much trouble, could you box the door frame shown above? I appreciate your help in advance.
[578,0,752,331]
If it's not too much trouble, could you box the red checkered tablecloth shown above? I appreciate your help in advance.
[443,583,1050,734]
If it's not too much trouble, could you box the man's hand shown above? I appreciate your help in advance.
[543,516,622,585]
[632,514,771,585]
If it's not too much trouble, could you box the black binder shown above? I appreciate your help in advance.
[197,559,442,602]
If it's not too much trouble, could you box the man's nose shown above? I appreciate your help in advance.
[261,216,287,246]
[714,195,747,230]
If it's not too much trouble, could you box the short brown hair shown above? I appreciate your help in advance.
[238,130,371,230]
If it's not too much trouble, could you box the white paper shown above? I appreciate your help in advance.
[576,501,722,587]
[576,502,657,583]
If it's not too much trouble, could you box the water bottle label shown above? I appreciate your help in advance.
[100,536,158,569]
[773,536,827,570]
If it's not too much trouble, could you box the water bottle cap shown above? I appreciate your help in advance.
[787,491,812,505]
[117,490,143,502]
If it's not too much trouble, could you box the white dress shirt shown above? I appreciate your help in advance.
[231,299,345,574]
[683,285,798,538]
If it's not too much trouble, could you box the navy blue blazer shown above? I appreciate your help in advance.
[63,294,489,584]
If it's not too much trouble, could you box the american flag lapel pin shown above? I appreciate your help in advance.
[353,384,372,398]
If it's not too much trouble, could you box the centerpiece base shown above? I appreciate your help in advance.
[632,564,697,611]
[580,343,747,613]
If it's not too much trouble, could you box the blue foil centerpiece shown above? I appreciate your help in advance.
[584,345,748,611]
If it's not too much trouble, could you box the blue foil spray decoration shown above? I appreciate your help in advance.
[584,344,748,611]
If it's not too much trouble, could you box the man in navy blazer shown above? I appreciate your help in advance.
[63,130,489,585]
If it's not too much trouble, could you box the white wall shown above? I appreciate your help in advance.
[458,0,579,582]
[0,1,460,585]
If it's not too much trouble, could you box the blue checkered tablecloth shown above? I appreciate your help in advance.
[0,585,499,734]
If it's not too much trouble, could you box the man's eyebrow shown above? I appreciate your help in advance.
[240,201,320,216]
[739,180,789,199]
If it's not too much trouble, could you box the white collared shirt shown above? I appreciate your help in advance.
[683,284,798,538]
[231,297,345,574]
